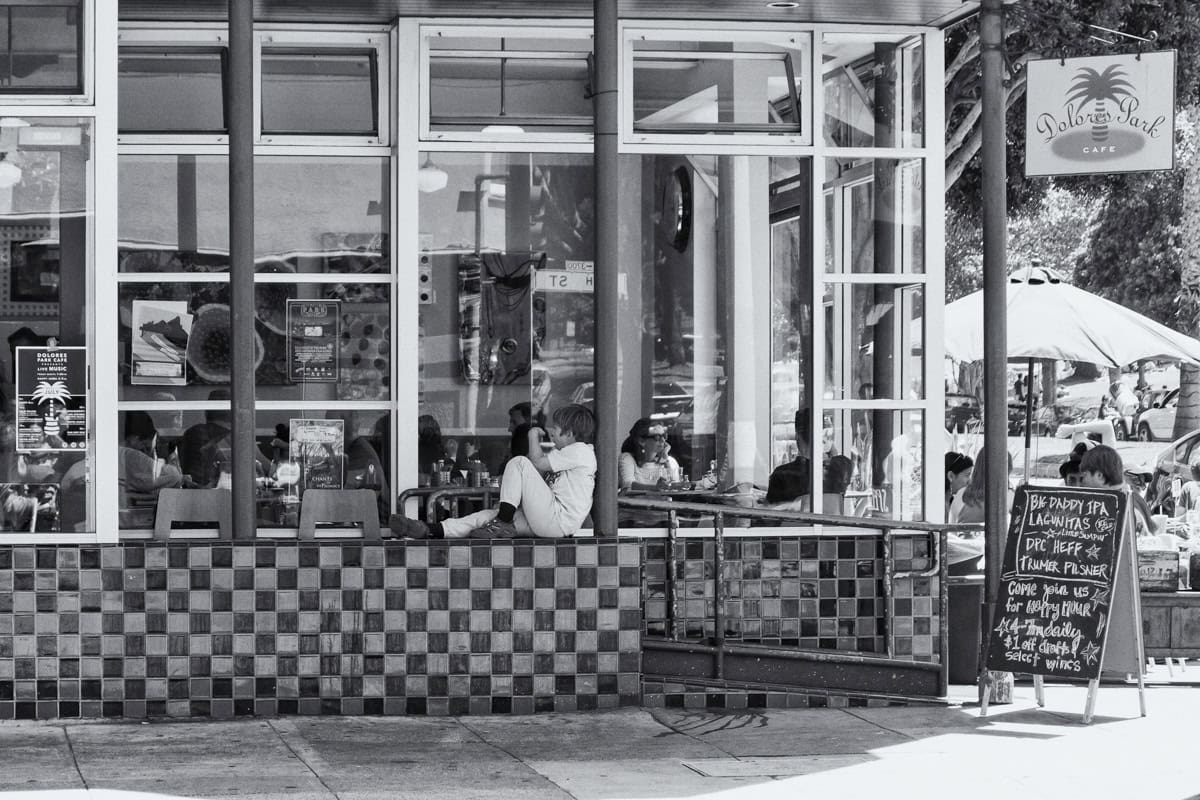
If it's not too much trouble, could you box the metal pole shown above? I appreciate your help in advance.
[592,0,618,535]
[229,0,256,538]
[979,0,1008,690]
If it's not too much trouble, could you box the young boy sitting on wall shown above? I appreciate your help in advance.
[391,404,596,539]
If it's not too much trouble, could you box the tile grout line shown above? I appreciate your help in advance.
[265,719,341,800]
[61,725,89,791]
[454,717,581,800]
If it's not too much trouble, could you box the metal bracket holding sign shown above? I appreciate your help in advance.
[1025,50,1176,177]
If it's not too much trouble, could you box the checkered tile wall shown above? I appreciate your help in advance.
[641,534,940,663]
[0,540,643,720]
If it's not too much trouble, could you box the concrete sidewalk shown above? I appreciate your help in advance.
[0,683,1196,800]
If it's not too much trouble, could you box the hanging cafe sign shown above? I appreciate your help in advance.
[1025,50,1175,177]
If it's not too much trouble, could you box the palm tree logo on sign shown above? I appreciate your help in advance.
[1031,54,1171,167]
[30,380,70,441]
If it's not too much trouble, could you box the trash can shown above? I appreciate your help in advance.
[947,574,985,685]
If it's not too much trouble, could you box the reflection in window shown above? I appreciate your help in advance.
[618,154,814,523]
[417,152,594,481]
[823,33,923,149]
[118,282,390,404]
[0,118,93,531]
[261,49,377,136]
[828,408,925,522]
[428,36,592,134]
[119,48,227,134]
[0,3,81,93]
[253,409,389,529]
[631,38,807,135]
[118,156,389,274]
[823,282,924,402]
[824,158,924,274]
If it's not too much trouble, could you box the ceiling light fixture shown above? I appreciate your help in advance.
[417,154,448,193]
[767,1,801,8]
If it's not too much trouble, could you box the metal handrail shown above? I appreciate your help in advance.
[620,495,979,683]
[409,486,499,524]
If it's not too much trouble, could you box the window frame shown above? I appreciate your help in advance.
[418,22,595,146]
[253,27,390,147]
[0,0,90,103]
[621,23,813,148]
[117,25,229,147]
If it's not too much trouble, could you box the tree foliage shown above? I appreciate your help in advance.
[946,0,1200,312]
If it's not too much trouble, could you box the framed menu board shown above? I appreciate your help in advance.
[985,485,1144,722]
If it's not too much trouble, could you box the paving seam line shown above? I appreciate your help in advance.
[265,718,341,800]
[61,725,89,791]
[840,707,919,738]
[453,717,581,800]
[646,709,744,759]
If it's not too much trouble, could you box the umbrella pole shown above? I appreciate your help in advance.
[1023,358,1035,483]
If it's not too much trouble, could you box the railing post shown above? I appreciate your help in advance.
[714,511,725,679]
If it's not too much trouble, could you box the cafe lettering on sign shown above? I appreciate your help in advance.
[986,486,1140,682]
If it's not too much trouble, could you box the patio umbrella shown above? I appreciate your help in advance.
[943,265,1200,477]
[944,265,1200,366]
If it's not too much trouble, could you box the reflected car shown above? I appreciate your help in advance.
[568,380,693,418]
[1136,388,1178,442]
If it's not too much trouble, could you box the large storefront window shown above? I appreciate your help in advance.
[416,151,594,483]
[116,154,391,532]
[0,117,93,532]
[823,155,928,522]
[617,154,814,517]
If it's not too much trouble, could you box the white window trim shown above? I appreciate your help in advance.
[620,22,812,148]
[419,21,595,145]
[116,24,229,146]
[255,27,391,147]
[0,0,93,106]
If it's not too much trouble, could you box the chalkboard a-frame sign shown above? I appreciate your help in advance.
[985,485,1145,722]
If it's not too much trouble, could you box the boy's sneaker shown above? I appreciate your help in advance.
[468,517,518,539]
[389,514,431,539]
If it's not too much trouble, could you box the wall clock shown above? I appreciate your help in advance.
[662,165,692,253]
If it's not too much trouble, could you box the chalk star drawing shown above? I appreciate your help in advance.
[1085,544,1102,561]
[1090,586,1110,614]
[1081,640,1101,666]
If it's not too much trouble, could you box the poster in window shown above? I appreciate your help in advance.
[286,299,339,383]
[131,300,192,386]
[0,483,60,532]
[15,346,87,453]
[289,418,344,490]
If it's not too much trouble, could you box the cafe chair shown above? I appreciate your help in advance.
[298,488,382,539]
[153,488,233,540]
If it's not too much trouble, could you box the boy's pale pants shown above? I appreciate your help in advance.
[441,456,576,539]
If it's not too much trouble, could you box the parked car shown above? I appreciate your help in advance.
[1137,388,1178,441]
[945,393,981,432]
[1146,428,1200,515]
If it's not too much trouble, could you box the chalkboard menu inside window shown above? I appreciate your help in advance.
[986,485,1132,681]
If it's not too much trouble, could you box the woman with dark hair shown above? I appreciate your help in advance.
[953,446,1012,525]
[945,452,974,517]
[618,418,681,492]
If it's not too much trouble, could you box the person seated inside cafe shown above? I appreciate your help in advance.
[391,404,596,539]
[617,417,683,528]
[117,410,185,527]
[618,418,681,492]
[177,389,270,487]
[766,409,812,504]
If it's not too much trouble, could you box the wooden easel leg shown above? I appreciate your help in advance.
[1034,674,1044,707]
[979,671,989,717]
[1082,678,1099,724]
[1137,665,1147,717]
